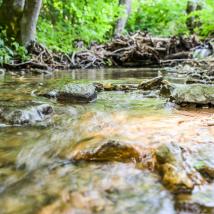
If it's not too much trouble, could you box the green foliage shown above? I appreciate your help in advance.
[127,0,189,36]
[127,0,214,38]
[192,0,214,37]
[11,41,29,61]
[0,38,13,65]
[1,0,214,55]
[0,29,29,65]
[0,30,14,65]
[38,0,120,52]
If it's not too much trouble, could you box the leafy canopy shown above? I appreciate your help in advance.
[38,0,120,52]
[0,0,214,54]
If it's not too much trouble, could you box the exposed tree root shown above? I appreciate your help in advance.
[3,32,213,71]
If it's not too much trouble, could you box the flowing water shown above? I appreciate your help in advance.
[0,68,214,214]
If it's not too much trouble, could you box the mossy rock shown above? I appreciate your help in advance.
[37,82,97,103]
[163,84,214,105]
[155,143,194,193]
[67,139,141,163]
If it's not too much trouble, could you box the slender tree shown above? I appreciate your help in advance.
[20,0,42,46]
[0,0,42,46]
[114,0,132,37]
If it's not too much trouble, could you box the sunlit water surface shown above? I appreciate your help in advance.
[0,68,213,214]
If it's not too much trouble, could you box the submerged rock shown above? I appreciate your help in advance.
[68,139,141,162]
[160,84,214,106]
[155,141,214,194]
[176,184,214,213]
[2,163,174,214]
[138,76,164,90]
[40,83,97,103]
[155,143,195,193]
[190,144,214,180]
[0,104,53,126]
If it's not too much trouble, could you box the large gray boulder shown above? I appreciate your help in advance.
[40,83,97,103]
[160,84,214,105]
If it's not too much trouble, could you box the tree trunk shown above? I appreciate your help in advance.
[20,0,42,46]
[0,0,42,46]
[114,0,132,37]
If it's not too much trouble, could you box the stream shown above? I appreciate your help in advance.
[0,68,214,214]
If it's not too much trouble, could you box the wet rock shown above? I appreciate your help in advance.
[138,76,164,90]
[93,82,104,92]
[3,163,175,214]
[155,143,194,193]
[159,81,173,97]
[155,142,214,193]
[186,77,207,84]
[68,139,141,162]
[160,84,214,106]
[172,84,214,105]
[41,83,97,103]
[93,82,121,92]
[0,104,53,126]
[190,144,214,180]
[193,43,213,59]
[93,82,138,92]
[0,68,5,76]
[186,71,214,84]
[173,64,214,85]
[103,83,119,91]
[176,184,214,213]
[191,184,214,208]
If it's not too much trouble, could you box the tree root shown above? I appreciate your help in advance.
[2,32,207,72]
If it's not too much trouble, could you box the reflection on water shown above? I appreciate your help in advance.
[0,68,213,214]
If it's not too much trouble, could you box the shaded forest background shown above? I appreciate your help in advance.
[0,0,214,64]
[36,0,214,52]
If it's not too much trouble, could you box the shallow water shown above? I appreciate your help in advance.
[0,68,214,214]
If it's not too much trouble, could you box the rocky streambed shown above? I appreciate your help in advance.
[0,68,214,214]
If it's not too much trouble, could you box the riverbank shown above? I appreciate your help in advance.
[1,32,213,73]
